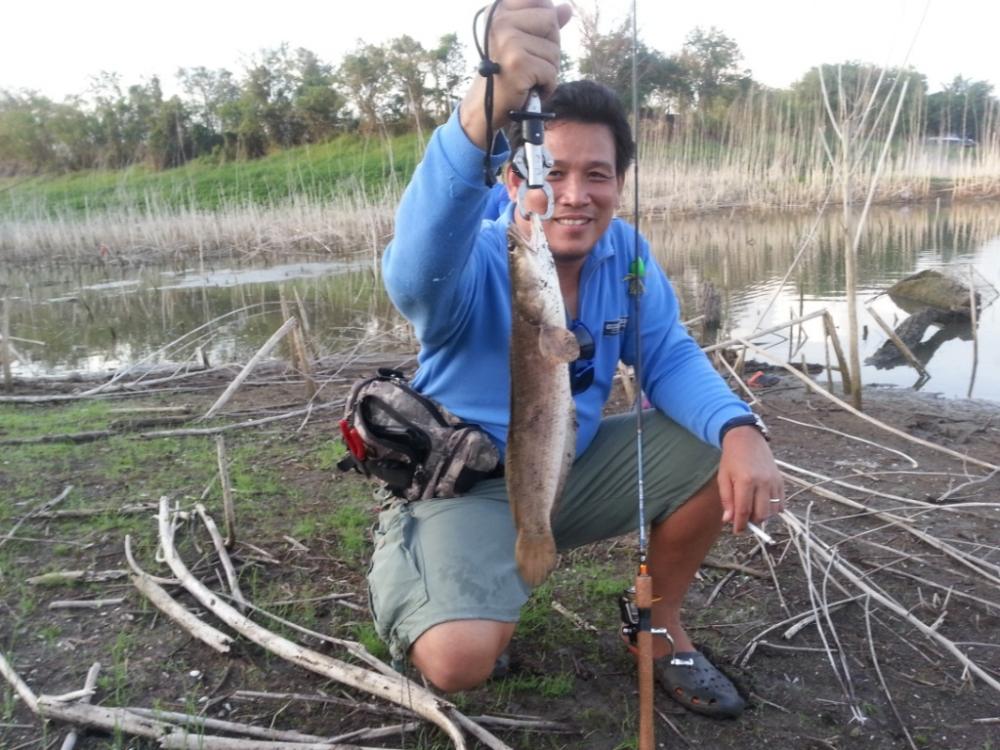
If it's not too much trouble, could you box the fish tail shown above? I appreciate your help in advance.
[515,531,557,587]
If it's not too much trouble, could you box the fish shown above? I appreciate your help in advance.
[505,213,579,587]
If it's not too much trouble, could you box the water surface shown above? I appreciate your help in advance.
[4,200,999,401]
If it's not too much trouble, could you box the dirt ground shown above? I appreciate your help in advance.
[1,357,999,750]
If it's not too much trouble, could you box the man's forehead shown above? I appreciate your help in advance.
[545,121,617,169]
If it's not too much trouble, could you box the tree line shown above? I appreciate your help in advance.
[1,20,996,176]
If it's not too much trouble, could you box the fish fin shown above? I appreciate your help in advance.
[515,531,557,587]
[538,325,580,364]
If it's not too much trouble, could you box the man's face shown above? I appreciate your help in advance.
[507,121,624,266]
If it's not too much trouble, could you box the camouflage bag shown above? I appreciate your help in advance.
[338,368,500,501]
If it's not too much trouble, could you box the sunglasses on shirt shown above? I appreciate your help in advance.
[569,319,596,395]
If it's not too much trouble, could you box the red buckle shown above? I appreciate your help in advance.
[339,419,367,461]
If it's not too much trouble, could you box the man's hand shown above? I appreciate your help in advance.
[717,426,784,534]
[459,0,573,149]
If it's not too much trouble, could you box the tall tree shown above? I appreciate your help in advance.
[926,76,997,141]
[574,6,681,113]
[387,35,430,133]
[338,41,392,135]
[427,33,466,121]
[678,27,752,108]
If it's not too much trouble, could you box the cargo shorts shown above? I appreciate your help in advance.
[365,410,721,662]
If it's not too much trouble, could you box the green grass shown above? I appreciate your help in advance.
[494,672,575,700]
[0,131,423,219]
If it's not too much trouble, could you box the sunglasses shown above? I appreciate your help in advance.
[569,319,596,394]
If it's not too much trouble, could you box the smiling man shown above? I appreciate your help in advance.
[368,0,784,719]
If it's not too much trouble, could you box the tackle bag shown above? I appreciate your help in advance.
[338,368,500,501]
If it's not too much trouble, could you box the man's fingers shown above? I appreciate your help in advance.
[555,2,573,29]
[718,474,734,525]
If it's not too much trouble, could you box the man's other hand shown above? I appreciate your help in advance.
[717,426,784,534]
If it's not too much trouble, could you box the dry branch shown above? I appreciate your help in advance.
[215,435,236,548]
[203,317,298,420]
[125,536,234,654]
[1,485,73,549]
[154,498,472,749]
[27,570,127,586]
[0,650,39,713]
[0,430,114,446]
[195,503,247,611]
[779,510,1000,694]
[124,706,330,742]
[774,415,918,467]
[59,662,100,750]
[738,338,998,471]
[47,598,125,610]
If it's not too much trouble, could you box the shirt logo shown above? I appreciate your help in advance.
[603,316,629,336]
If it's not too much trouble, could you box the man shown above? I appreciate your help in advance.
[368,0,784,718]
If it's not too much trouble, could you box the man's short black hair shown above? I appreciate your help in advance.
[507,80,635,178]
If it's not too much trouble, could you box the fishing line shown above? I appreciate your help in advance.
[629,0,648,565]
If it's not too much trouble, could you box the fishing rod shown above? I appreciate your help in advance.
[621,2,665,748]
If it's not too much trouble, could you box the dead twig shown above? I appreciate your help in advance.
[739,338,998,472]
[215,435,236,548]
[1,485,73,549]
[775,415,918,468]
[780,509,1000,694]
[864,596,919,750]
[195,503,247,611]
[202,317,298,420]
[27,570,127,586]
[125,535,233,654]
[0,650,39,713]
[47,598,124,610]
[155,498,473,749]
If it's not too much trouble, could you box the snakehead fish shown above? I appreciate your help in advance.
[506,214,579,586]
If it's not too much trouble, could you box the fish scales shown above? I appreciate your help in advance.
[506,215,579,586]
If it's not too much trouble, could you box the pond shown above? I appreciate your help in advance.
[3,200,999,402]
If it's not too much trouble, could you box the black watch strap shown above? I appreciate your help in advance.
[719,413,770,443]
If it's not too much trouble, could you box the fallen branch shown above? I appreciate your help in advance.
[0,650,39,713]
[203,317,298,420]
[28,503,157,520]
[125,536,233,654]
[195,503,247,611]
[59,662,100,750]
[1,485,73,549]
[27,570,128,586]
[155,498,472,749]
[551,600,598,633]
[215,435,237,548]
[779,510,1000,694]
[738,338,998,472]
[125,706,330,743]
[774,415,918,468]
[0,430,114,446]
[47,598,124,610]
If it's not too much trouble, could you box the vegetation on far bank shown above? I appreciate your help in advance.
[0,130,420,218]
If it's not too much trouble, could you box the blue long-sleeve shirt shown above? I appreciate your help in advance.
[382,109,750,460]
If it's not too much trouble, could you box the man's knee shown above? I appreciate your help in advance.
[410,620,515,693]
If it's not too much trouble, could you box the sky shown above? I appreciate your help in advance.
[2,0,997,101]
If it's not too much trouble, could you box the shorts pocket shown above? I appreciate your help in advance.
[366,503,430,652]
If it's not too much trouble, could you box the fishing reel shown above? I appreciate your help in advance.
[618,586,674,650]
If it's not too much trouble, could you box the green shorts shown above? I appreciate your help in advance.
[366,410,720,661]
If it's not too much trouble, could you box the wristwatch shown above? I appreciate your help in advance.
[719,413,770,443]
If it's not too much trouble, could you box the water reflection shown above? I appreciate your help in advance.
[3,201,999,402]
[645,200,1000,401]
